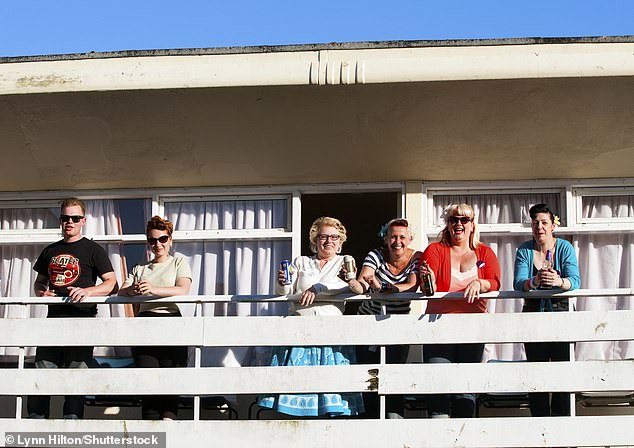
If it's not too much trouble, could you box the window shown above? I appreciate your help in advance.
[576,188,634,226]
[426,189,563,236]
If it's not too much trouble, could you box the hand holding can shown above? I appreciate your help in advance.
[280,260,293,285]
[343,255,356,281]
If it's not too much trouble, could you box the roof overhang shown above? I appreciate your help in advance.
[1,38,634,192]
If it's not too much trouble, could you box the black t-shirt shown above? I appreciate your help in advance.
[34,237,114,317]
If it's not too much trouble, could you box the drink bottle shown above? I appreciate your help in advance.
[542,250,552,270]
[537,250,553,290]
[420,261,434,296]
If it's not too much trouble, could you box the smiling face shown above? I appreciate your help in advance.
[315,225,341,260]
[385,225,411,259]
[147,228,172,261]
[531,211,555,245]
[60,205,86,242]
[447,214,474,245]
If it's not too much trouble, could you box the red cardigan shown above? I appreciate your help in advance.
[421,242,501,314]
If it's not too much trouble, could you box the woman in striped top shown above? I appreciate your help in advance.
[353,218,421,418]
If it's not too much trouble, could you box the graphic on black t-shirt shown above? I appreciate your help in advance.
[48,253,81,288]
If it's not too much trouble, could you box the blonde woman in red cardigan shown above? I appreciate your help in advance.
[420,203,501,418]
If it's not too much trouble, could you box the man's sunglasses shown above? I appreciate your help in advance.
[60,215,84,223]
[448,216,472,225]
[147,235,170,245]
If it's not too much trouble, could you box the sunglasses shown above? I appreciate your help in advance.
[448,216,472,225]
[60,215,84,223]
[147,235,170,245]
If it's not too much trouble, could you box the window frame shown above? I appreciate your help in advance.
[422,183,567,238]
[158,194,293,242]
[574,187,634,228]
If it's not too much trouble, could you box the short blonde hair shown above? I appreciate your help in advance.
[60,197,86,215]
[438,203,480,249]
[308,216,347,253]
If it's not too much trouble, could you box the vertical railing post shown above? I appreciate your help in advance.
[15,303,28,419]
[379,302,387,420]
[193,300,202,421]
[568,303,576,417]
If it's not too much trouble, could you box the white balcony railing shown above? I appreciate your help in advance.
[1,289,634,447]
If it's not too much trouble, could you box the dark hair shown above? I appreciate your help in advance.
[529,203,555,223]
[146,215,174,236]
[60,197,86,215]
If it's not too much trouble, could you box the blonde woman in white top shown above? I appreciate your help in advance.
[258,216,364,417]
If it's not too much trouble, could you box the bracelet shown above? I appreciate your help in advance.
[528,277,537,290]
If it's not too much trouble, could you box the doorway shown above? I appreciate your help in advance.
[300,191,399,312]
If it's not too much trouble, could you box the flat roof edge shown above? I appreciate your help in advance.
[2,35,634,64]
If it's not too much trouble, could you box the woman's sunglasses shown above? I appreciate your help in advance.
[147,235,170,245]
[448,216,472,225]
[59,215,84,223]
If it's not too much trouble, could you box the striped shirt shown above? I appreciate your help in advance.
[357,248,419,315]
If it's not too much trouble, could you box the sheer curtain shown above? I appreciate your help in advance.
[0,208,53,356]
[576,196,634,360]
[0,201,125,357]
[432,193,561,361]
[165,199,291,367]
[83,200,127,357]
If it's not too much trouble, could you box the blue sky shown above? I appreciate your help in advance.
[1,0,633,57]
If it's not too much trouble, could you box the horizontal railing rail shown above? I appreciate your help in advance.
[1,312,634,346]
[1,288,633,447]
[2,417,634,448]
[1,361,632,396]
[2,287,633,304]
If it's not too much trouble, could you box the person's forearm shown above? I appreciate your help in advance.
[394,281,418,292]
[478,279,491,292]
[83,279,117,296]
[559,277,570,290]
[117,284,134,296]
[145,285,191,298]
[34,282,48,296]
[348,278,365,294]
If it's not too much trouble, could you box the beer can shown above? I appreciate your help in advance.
[343,255,356,281]
[280,259,293,285]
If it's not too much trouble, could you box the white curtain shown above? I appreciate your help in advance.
[433,193,634,361]
[433,193,562,361]
[0,207,56,356]
[575,196,634,360]
[83,200,127,357]
[165,199,291,367]
[432,193,561,226]
[0,201,124,357]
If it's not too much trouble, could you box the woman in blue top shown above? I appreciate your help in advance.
[513,203,581,417]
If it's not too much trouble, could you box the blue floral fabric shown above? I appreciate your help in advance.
[258,345,364,416]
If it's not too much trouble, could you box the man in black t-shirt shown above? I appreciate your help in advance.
[27,198,118,420]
